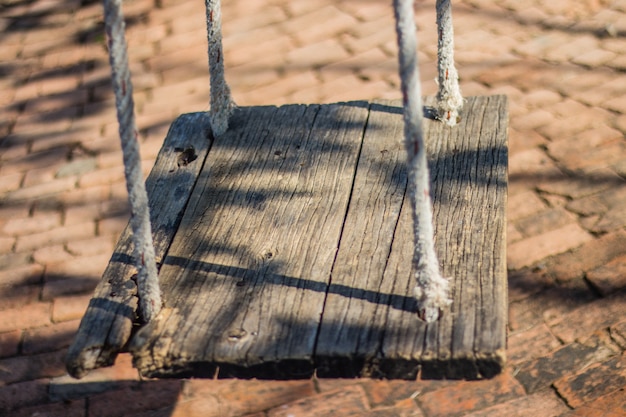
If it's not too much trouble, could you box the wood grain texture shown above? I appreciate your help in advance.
[66,112,213,378]
[315,96,508,380]
[130,103,370,379]
[71,97,508,380]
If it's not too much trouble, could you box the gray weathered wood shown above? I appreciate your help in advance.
[315,96,508,380]
[130,103,370,379]
[70,96,508,380]
[316,96,507,379]
[66,112,213,378]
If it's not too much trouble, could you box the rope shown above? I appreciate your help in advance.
[103,0,161,323]
[205,0,235,136]
[393,0,451,322]
[436,0,463,126]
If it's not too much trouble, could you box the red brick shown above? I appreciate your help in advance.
[586,254,626,296]
[507,191,547,222]
[611,321,626,350]
[555,122,622,150]
[15,222,96,252]
[507,223,523,245]
[605,95,626,114]
[0,172,22,194]
[222,5,293,37]
[519,89,563,109]
[159,397,220,417]
[50,353,139,401]
[0,250,32,269]
[87,380,182,417]
[238,70,320,106]
[42,277,101,301]
[287,38,350,69]
[95,150,124,170]
[268,385,370,417]
[570,77,626,108]
[0,350,67,384]
[4,176,77,203]
[561,387,626,416]
[341,26,394,55]
[0,330,21,358]
[373,398,424,417]
[515,332,619,394]
[285,0,332,17]
[24,92,86,116]
[510,279,597,333]
[0,263,44,288]
[554,354,626,409]
[588,203,626,234]
[573,48,618,67]
[11,399,87,417]
[322,77,391,104]
[56,158,98,179]
[22,319,80,355]
[510,109,553,130]
[281,5,357,44]
[97,215,129,239]
[78,165,125,188]
[507,223,591,270]
[359,379,453,409]
[539,167,624,199]
[33,244,75,265]
[550,293,626,344]
[0,285,40,312]
[416,371,525,417]
[0,379,50,412]
[180,379,316,416]
[547,230,626,282]
[45,253,111,282]
[51,293,92,323]
[321,48,391,82]
[566,187,618,217]
[56,185,111,208]
[507,323,562,365]
[0,302,51,333]
[462,390,569,417]
[514,207,576,238]
[508,148,565,196]
[66,235,115,258]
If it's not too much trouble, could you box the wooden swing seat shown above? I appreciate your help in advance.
[67,95,508,381]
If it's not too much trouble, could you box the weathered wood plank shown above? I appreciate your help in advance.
[314,100,410,377]
[130,103,371,379]
[72,96,507,380]
[66,112,213,378]
[373,96,508,379]
[314,96,508,380]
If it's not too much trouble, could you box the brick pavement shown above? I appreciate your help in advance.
[1,0,626,415]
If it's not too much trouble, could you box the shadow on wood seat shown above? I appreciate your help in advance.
[67,95,508,381]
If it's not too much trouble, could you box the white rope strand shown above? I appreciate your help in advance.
[436,0,463,126]
[205,0,235,136]
[393,0,451,322]
[103,0,161,323]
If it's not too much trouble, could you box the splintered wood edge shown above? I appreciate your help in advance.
[65,112,213,378]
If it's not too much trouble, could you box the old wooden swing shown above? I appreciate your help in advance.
[67,0,508,381]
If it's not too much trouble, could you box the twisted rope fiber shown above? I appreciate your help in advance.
[436,0,463,125]
[103,0,161,322]
[393,0,451,322]
[206,0,235,136]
